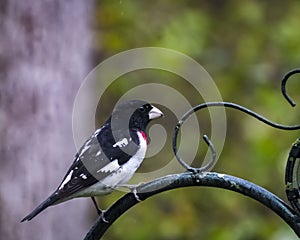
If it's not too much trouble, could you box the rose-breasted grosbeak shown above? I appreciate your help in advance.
[21,100,163,222]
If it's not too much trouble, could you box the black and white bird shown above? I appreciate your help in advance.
[21,100,164,222]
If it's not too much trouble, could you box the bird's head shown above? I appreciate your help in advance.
[110,100,164,132]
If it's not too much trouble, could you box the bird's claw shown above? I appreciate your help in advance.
[118,183,144,202]
[131,187,141,202]
[99,210,109,223]
[91,196,109,223]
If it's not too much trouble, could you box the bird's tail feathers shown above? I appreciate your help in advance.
[21,192,60,222]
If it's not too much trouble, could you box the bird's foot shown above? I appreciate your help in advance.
[99,209,109,223]
[118,183,144,202]
[91,197,109,223]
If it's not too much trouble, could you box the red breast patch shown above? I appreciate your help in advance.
[140,131,148,144]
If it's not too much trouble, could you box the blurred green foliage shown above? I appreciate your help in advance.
[91,1,300,239]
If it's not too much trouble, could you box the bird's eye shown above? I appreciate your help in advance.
[139,106,145,112]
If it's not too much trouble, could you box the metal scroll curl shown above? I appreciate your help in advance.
[173,68,300,216]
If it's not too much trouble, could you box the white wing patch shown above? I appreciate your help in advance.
[79,173,88,179]
[97,159,120,173]
[95,150,101,156]
[100,131,147,187]
[113,138,129,148]
[58,170,74,190]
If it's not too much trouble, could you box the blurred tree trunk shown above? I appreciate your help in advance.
[0,0,93,239]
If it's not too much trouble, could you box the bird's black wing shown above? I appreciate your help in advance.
[21,125,141,222]
[54,125,141,199]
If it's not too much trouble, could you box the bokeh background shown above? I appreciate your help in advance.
[1,0,300,239]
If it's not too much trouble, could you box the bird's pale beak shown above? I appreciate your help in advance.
[149,105,164,119]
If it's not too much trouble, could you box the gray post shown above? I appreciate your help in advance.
[0,1,93,239]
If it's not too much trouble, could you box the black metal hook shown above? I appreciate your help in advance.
[173,101,300,173]
[172,131,216,173]
[281,69,300,107]
[174,69,300,173]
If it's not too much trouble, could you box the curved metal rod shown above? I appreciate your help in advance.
[84,172,300,239]
[172,134,217,173]
[281,69,300,107]
[202,135,217,170]
[182,102,300,130]
[173,102,300,173]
